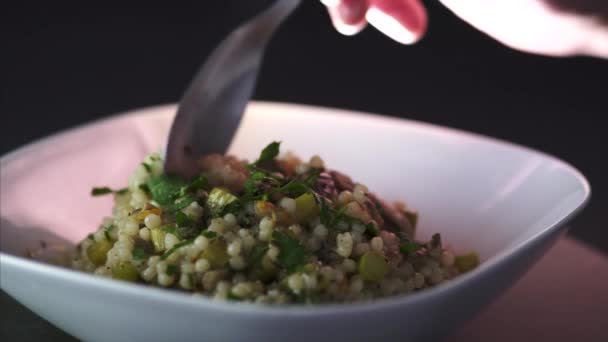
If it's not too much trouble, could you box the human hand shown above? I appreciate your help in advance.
[322,0,608,58]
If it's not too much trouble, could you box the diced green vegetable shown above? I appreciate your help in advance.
[272,231,307,273]
[455,252,479,273]
[112,261,139,282]
[294,193,319,223]
[201,239,229,268]
[86,239,113,265]
[358,251,389,282]
[150,228,166,252]
[207,187,239,217]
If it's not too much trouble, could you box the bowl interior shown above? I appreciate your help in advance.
[0,102,589,264]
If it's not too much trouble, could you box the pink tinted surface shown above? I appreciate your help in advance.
[0,115,151,244]
[450,237,608,341]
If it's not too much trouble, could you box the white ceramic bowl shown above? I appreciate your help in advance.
[0,102,590,341]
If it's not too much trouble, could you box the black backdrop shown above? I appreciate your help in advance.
[2,1,607,339]
[4,1,607,249]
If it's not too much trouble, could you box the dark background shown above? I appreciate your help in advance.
[1,1,607,340]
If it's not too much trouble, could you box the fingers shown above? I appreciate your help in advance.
[367,0,427,44]
[323,0,369,36]
[323,0,427,44]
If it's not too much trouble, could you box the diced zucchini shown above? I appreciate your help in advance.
[86,239,113,266]
[455,252,479,273]
[201,238,229,268]
[207,187,239,216]
[358,251,389,282]
[294,193,318,223]
[150,228,166,252]
[112,261,139,282]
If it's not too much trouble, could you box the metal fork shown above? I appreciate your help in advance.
[164,0,301,179]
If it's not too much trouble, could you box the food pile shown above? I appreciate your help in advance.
[73,142,478,304]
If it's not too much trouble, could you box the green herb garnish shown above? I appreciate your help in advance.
[254,141,281,166]
[201,231,217,239]
[147,175,188,206]
[161,239,194,260]
[166,195,197,213]
[400,241,424,254]
[132,246,149,261]
[166,264,179,276]
[364,222,378,238]
[272,231,307,273]
[91,187,128,196]
[175,211,193,227]
[179,174,208,197]
[248,244,269,266]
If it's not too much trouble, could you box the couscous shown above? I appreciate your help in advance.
[72,142,479,304]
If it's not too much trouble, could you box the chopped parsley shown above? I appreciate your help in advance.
[91,187,128,196]
[132,246,149,261]
[175,211,193,227]
[161,239,194,260]
[364,222,379,239]
[166,264,179,276]
[272,231,307,273]
[400,241,424,255]
[147,175,188,206]
[248,244,269,266]
[254,141,281,166]
[166,195,197,213]
[201,231,217,239]
[179,174,208,197]
[103,225,115,241]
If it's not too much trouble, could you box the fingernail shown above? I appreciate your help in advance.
[366,0,427,45]
[321,0,340,6]
[327,6,367,36]
[366,7,419,44]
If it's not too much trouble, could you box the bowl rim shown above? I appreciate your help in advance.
[0,101,591,316]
